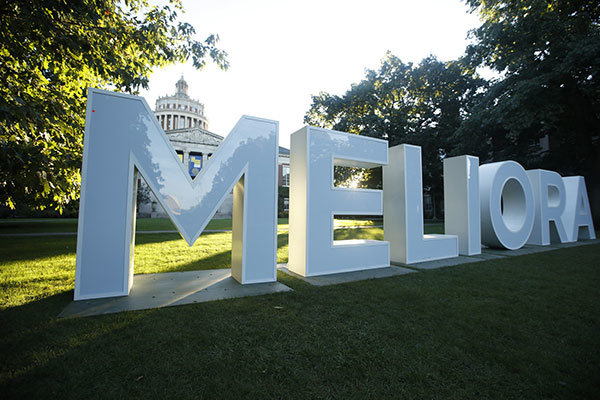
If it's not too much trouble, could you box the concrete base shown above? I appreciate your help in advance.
[482,245,556,257]
[278,265,416,286]
[476,239,600,258]
[546,239,600,248]
[59,239,599,317]
[394,256,484,270]
[59,269,292,318]
[469,252,507,260]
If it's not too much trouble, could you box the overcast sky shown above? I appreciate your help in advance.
[140,0,481,148]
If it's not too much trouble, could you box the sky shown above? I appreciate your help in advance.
[140,0,481,149]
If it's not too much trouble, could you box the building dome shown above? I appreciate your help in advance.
[175,75,189,97]
[154,76,208,131]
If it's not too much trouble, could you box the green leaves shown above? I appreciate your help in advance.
[305,1,599,219]
[0,0,228,212]
[458,0,600,178]
[305,54,482,197]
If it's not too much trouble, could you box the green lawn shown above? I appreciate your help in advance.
[0,220,599,399]
[0,217,382,234]
[0,217,234,233]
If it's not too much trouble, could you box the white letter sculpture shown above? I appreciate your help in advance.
[443,155,481,255]
[479,161,534,249]
[288,126,389,276]
[74,89,279,300]
[563,176,596,241]
[384,145,458,264]
[526,169,570,245]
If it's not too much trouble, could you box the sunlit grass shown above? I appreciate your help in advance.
[0,223,397,309]
[0,217,384,234]
[134,232,233,274]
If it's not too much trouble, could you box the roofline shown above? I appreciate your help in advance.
[167,127,224,140]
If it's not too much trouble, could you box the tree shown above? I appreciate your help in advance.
[456,0,600,218]
[305,53,483,215]
[0,0,228,212]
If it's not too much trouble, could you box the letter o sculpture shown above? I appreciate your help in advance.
[479,161,534,249]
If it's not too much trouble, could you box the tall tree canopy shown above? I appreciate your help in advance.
[0,0,228,212]
[305,0,599,219]
[305,53,482,205]
[456,0,600,175]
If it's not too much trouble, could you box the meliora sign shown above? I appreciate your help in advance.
[74,89,595,300]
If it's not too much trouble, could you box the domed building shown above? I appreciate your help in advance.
[137,77,290,218]
[154,75,209,131]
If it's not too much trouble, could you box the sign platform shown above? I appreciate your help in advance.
[278,264,416,286]
[60,269,292,318]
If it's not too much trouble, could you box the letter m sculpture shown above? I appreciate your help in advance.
[74,89,279,300]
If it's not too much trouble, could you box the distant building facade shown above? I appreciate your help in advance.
[137,77,290,218]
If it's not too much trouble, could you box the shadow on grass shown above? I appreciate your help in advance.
[0,220,78,234]
[0,230,236,264]
[1,246,600,399]
[134,232,291,274]
[0,236,77,263]
[135,248,232,274]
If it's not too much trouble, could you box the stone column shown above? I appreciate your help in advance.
[183,151,190,168]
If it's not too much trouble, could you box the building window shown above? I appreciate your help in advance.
[189,152,203,177]
[282,165,290,187]
[423,193,434,219]
[176,150,183,162]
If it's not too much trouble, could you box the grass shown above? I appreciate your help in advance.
[0,217,236,234]
[0,219,599,399]
[0,217,381,234]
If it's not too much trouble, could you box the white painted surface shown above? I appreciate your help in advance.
[384,144,458,264]
[479,161,534,250]
[563,176,596,241]
[75,89,278,300]
[526,169,569,245]
[444,155,481,255]
[288,126,389,277]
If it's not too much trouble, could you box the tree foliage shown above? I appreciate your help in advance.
[305,0,599,219]
[305,53,483,200]
[0,0,228,211]
[456,0,600,176]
